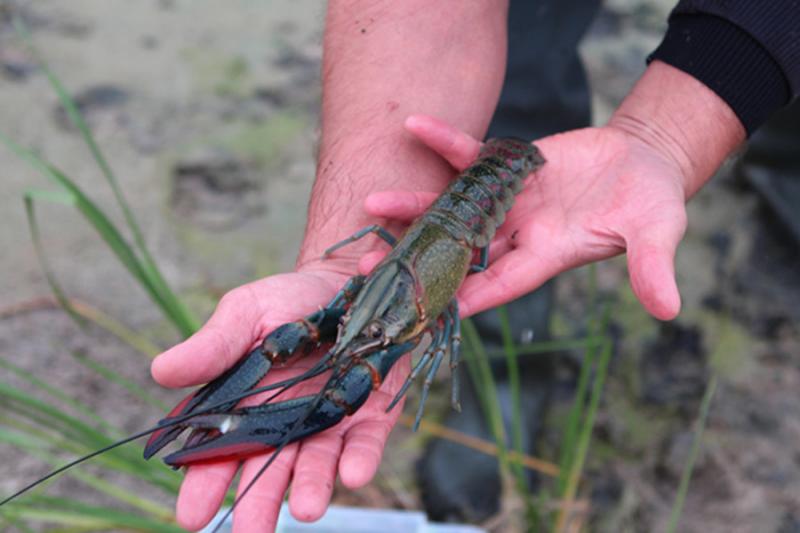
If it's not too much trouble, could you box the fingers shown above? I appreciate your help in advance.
[338,354,408,489]
[175,462,238,531]
[364,190,438,222]
[364,114,484,223]
[232,445,299,533]
[151,286,261,388]
[405,114,481,171]
[457,246,563,318]
[289,432,344,521]
[339,418,395,489]
[625,213,687,320]
[363,114,482,224]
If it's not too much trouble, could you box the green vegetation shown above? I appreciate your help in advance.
[0,18,197,530]
[4,18,200,339]
[461,265,616,531]
[666,374,718,533]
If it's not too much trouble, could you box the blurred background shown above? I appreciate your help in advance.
[1,1,798,532]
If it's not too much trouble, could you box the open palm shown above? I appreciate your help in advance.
[151,270,412,532]
[362,115,689,320]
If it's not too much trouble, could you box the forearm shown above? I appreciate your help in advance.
[609,60,746,199]
[297,0,508,270]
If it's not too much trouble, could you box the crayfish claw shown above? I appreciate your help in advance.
[143,344,274,459]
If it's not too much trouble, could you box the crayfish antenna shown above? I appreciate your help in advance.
[0,362,338,507]
[0,427,157,506]
[255,349,336,404]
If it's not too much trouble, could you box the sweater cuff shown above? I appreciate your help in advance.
[649,14,791,136]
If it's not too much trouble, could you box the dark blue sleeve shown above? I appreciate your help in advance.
[649,1,799,135]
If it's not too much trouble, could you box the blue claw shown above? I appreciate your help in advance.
[143,307,346,459]
[162,341,414,467]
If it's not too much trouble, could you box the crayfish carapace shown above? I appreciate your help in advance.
[1,138,545,525]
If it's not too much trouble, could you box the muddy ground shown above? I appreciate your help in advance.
[1,1,798,532]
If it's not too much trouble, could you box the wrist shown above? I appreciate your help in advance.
[296,132,452,273]
[297,0,508,271]
[608,60,746,198]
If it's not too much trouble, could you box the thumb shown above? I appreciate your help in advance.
[405,114,481,171]
[151,286,261,387]
[625,213,687,321]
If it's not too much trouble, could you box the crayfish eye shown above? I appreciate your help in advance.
[367,323,384,339]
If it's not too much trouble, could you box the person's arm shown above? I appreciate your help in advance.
[297,0,509,272]
[608,60,745,198]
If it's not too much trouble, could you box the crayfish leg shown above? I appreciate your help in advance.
[385,328,444,413]
[413,315,454,431]
[385,300,461,425]
[322,225,397,258]
[470,247,489,273]
[449,300,462,412]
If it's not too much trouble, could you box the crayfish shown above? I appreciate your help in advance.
[2,137,545,528]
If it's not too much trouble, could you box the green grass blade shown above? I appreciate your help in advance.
[12,17,137,242]
[460,321,491,426]
[61,472,175,522]
[496,306,540,524]
[555,337,613,531]
[68,351,167,410]
[0,382,133,462]
[0,385,107,444]
[0,370,182,492]
[497,306,524,465]
[13,17,199,337]
[557,266,603,494]
[2,424,181,498]
[23,190,86,327]
[0,428,175,518]
[2,134,195,336]
[0,507,35,533]
[486,336,606,358]
[557,339,597,494]
[569,339,613,487]
[0,393,181,496]
[462,320,508,457]
[4,495,182,532]
[461,319,509,467]
[666,374,718,533]
[0,358,110,431]
[68,301,162,358]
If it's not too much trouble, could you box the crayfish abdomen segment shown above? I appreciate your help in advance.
[423,138,543,250]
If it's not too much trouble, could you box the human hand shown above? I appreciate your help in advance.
[361,114,690,320]
[151,269,412,532]
[361,62,744,320]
